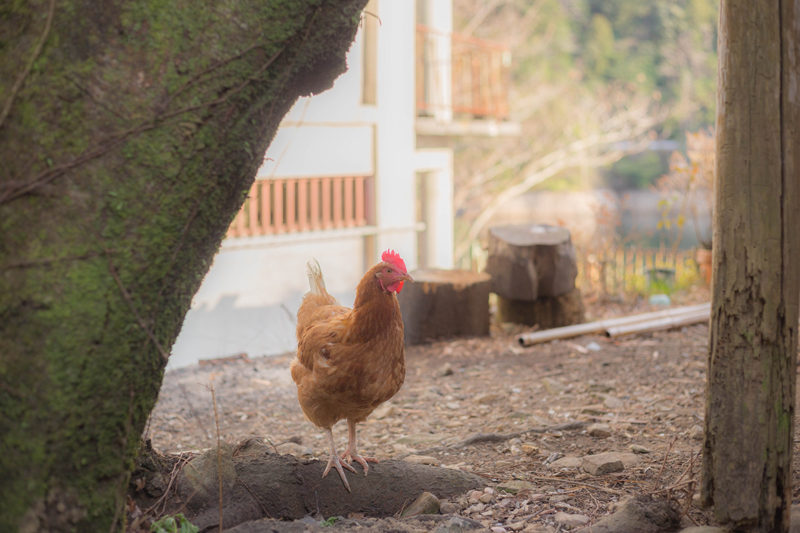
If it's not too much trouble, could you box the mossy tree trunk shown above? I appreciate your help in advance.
[701,1,800,531]
[0,0,367,530]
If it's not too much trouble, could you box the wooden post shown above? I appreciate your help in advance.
[701,2,800,531]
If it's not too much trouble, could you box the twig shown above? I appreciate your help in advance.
[525,475,625,496]
[395,421,587,459]
[0,0,55,130]
[657,436,677,479]
[209,383,223,533]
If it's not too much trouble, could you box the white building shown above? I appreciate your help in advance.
[169,0,515,368]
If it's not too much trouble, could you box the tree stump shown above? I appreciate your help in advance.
[485,224,584,327]
[485,224,578,300]
[495,288,585,328]
[398,269,491,345]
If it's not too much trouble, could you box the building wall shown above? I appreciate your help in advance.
[169,1,455,368]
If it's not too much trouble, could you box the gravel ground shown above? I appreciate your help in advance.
[143,290,800,532]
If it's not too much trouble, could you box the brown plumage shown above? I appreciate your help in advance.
[290,250,412,491]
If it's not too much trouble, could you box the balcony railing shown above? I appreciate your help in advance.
[416,24,510,120]
[227,176,374,238]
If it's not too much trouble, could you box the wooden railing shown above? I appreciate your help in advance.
[227,176,373,238]
[416,25,510,120]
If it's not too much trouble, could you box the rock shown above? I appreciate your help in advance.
[582,453,624,475]
[405,455,440,466]
[585,341,602,352]
[507,521,526,531]
[401,491,441,517]
[601,395,623,408]
[476,392,504,404]
[587,423,612,438]
[491,527,507,533]
[574,495,680,533]
[554,511,590,528]
[630,444,652,454]
[497,479,536,494]
[541,377,567,394]
[521,443,539,455]
[678,527,727,533]
[432,515,485,533]
[438,363,455,377]
[690,424,704,440]
[479,493,493,503]
[439,501,459,514]
[548,456,582,469]
[372,403,396,419]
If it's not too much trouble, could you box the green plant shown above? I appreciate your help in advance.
[151,513,198,533]
[320,516,342,527]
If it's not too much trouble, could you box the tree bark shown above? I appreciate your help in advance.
[0,1,367,530]
[701,2,800,531]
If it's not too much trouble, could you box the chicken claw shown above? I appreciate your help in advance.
[323,452,357,492]
[341,419,378,475]
[340,450,377,475]
[323,428,356,492]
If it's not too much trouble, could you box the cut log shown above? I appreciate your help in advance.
[485,224,578,301]
[398,269,491,345]
[496,289,585,329]
[131,440,484,531]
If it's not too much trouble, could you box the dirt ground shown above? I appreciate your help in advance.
[142,287,800,532]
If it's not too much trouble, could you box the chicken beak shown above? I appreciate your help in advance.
[402,272,414,283]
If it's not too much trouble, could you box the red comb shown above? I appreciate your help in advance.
[381,249,407,273]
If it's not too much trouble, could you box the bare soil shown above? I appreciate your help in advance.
[139,288,800,532]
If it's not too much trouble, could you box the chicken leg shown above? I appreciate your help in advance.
[340,418,378,475]
[322,427,356,492]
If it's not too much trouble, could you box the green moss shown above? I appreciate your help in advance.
[1,0,368,529]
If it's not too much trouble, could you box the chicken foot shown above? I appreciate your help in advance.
[322,427,356,492]
[340,418,378,475]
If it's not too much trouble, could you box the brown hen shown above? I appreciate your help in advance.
[290,250,412,491]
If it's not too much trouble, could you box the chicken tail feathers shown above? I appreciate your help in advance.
[306,259,327,296]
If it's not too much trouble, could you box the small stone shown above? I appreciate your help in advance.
[476,392,504,404]
[678,527,728,533]
[521,443,539,455]
[372,403,395,419]
[401,491,440,517]
[490,527,507,533]
[585,341,602,351]
[497,479,536,494]
[630,444,652,454]
[554,511,590,528]
[432,516,485,533]
[548,456,582,469]
[541,377,567,394]
[405,454,440,465]
[582,453,624,475]
[601,395,623,408]
[690,425,704,440]
[438,363,454,377]
[468,490,482,504]
[507,522,526,531]
[587,423,612,438]
[439,501,459,514]
[479,493,493,503]
[467,503,485,514]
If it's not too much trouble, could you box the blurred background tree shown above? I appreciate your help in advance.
[452,0,718,263]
